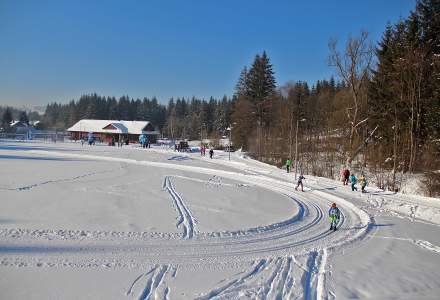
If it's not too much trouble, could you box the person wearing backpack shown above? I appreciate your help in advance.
[329,203,341,231]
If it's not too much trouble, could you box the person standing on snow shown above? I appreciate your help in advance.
[343,168,350,185]
[209,148,214,159]
[285,158,292,173]
[139,134,146,148]
[295,174,305,192]
[350,174,358,191]
[329,203,341,231]
[87,133,94,146]
[359,174,367,193]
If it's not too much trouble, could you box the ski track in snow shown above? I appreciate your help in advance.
[373,235,440,255]
[0,147,380,299]
[414,240,440,254]
[197,256,307,299]
[0,169,115,191]
[126,265,177,300]
[163,176,197,239]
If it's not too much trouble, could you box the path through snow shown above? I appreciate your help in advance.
[1,142,439,299]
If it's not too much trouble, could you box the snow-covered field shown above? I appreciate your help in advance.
[0,140,439,299]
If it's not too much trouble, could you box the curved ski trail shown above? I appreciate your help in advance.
[163,176,197,239]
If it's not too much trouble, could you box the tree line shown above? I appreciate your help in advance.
[41,94,234,141]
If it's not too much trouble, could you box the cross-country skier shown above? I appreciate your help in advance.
[350,174,358,191]
[343,168,350,185]
[359,174,367,193]
[295,174,305,192]
[329,203,341,231]
[285,158,292,173]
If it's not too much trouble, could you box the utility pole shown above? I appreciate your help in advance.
[289,104,293,159]
[227,125,232,161]
[294,87,302,181]
[294,118,299,181]
[200,123,205,156]
[294,118,306,181]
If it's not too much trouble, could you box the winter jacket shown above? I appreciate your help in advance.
[350,175,357,184]
[360,177,367,187]
[329,207,341,219]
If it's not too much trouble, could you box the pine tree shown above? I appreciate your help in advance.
[19,111,29,124]
[247,51,276,105]
[247,51,277,131]
[234,66,249,97]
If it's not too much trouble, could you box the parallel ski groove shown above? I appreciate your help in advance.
[261,258,283,298]
[196,259,267,300]
[127,267,158,296]
[281,257,295,299]
[163,176,196,239]
[137,265,171,300]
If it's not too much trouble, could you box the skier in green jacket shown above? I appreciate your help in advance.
[285,159,292,173]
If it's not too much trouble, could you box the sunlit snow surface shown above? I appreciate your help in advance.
[0,140,439,299]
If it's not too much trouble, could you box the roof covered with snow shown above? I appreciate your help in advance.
[67,119,158,135]
[10,121,29,128]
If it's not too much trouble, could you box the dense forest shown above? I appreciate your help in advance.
[2,0,439,195]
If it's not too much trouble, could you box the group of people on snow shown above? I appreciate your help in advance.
[79,133,95,146]
[341,167,368,193]
[285,158,305,191]
[200,145,214,158]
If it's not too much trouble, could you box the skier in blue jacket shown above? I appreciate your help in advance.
[350,174,358,191]
[139,134,147,148]
[329,203,341,231]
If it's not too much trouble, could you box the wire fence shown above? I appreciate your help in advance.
[0,131,69,143]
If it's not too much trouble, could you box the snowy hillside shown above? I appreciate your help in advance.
[0,140,439,299]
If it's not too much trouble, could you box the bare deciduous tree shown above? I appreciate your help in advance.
[328,31,374,167]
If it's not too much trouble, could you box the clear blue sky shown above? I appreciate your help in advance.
[0,0,415,106]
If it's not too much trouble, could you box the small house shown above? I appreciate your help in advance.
[67,119,159,144]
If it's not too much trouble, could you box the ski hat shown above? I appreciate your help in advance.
[331,203,337,208]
